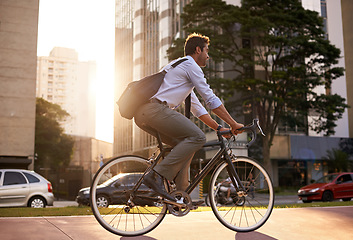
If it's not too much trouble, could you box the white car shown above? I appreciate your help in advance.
[0,169,54,208]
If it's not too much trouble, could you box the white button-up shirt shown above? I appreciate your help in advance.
[152,55,222,117]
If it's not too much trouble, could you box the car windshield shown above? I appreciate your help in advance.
[315,174,339,183]
[99,174,124,187]
[99,173,143,187]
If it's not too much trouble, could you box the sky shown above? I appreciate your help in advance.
[37,0,115,143]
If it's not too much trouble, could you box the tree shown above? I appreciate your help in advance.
[325,149,352,173]
[34,98,74,172]
[167,0,348,178]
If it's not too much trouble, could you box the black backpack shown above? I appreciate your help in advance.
[117,58,188,120]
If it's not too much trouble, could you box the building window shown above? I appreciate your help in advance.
[320,0,328,39]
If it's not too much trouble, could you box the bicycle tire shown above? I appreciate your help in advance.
[209,156,274,232]
[90,155,168,236]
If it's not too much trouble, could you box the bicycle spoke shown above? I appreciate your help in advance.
[90,156,168,236]
[209,157,274,232]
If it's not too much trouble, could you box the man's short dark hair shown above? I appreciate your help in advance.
[184,33,210,56]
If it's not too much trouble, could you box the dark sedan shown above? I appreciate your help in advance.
[298,172,353,203]
[76,173,156,207]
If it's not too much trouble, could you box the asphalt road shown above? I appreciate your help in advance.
[0,206,352,240]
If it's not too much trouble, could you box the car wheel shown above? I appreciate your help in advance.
[342,198,351,202]
[322,191,333,202]
[29,196,46,208]
[96,195,109,208]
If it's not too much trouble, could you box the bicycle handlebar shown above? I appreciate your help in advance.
[218,119,265,147]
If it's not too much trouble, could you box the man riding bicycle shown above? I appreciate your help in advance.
[134,33,244,205]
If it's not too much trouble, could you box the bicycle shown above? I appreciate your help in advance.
[89,119,274,236]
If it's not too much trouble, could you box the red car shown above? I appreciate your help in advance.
[298,172,353,203]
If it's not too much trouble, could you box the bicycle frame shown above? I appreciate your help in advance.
[130,117,268,199]
[130,130,247,199]
[185,132,247,195]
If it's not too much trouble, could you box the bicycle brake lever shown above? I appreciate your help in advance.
[243,119,265,147]
[254,119,266,137]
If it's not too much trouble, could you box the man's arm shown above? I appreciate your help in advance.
[198,104,244,135]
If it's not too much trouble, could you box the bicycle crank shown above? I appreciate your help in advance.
[167,191,192,217]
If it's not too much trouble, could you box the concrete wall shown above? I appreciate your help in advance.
[0,0,39,169]
[341,0,353,137]
[70,136,113,187]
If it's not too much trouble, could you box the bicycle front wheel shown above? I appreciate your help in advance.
[90,155,167,236]
[209,156,274,232]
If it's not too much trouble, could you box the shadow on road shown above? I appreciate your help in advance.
[235,231,278,240]
[121,236,157,240]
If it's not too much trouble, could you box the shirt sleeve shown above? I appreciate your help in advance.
[186,63,222,110]
[190,91,208,117]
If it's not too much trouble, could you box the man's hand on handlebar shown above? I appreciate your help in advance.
[218,122,244,139]
[231,122,244,135]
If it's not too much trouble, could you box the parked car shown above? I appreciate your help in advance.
[76,173,156,207]
[298,172,353,203]
[0,169,54,208]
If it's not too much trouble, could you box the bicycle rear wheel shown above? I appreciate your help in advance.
[90,155,167,236]
[209,156,274,232]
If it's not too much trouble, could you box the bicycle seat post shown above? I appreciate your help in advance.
[155,131,164,152]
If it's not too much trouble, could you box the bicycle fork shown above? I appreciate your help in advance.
[224,153,247,197]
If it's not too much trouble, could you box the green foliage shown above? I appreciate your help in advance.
[34,98,74,171]
[325,149,353,172]
[339,138,353,158]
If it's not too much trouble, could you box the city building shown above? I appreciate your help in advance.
[0,0,39,169]
[0,1,112,200]
[36,47,114,198]
[36,47,96,138]
[338,0,353,138]
[302,0,351,138]
[45,136,113,200]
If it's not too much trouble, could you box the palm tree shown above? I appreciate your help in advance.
[325,149,352,172]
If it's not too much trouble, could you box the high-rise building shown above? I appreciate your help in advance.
[302,0,351,138]
[0,0,39,169]
[339,0,353,137]
[114,0,200,157]
[36,47,96,138]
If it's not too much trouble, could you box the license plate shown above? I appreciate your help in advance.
[302,197,307,201]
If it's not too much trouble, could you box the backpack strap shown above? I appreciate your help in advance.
[167,58,191,119]
[171,58,188,68]
[185,94,191,119]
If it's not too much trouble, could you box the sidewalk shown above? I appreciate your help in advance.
[1,206,352,240]
[274,194,300,204]
[49,201,78,208]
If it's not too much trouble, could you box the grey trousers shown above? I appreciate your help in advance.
[134,102,206,191]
